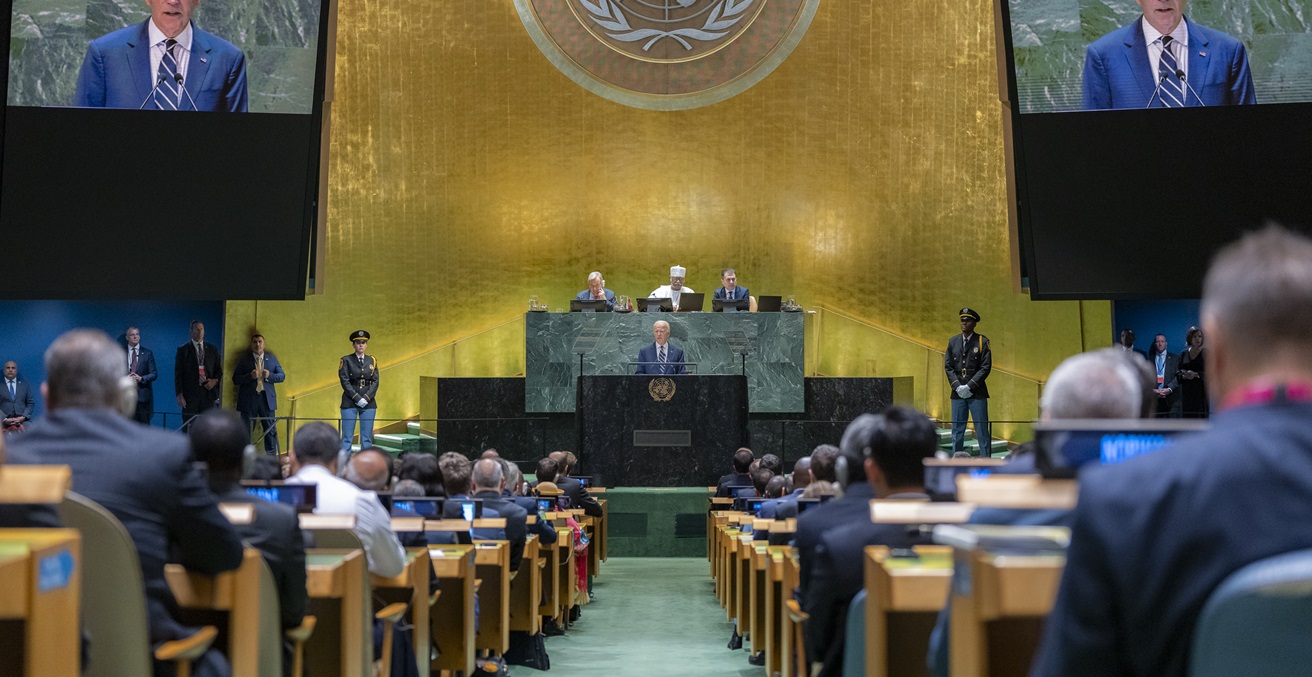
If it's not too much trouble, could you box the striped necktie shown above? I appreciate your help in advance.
[1158,36,1185,107]
[658,345,667,373]
[155,39,181,110]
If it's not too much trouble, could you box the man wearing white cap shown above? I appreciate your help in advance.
[650,265,694,310]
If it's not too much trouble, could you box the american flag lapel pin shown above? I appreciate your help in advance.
[200,57,208,63]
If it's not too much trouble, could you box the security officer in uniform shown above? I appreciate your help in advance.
[945,308,992,455]
[339,330,379,452]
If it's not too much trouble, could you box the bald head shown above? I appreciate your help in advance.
[471,458,505,492]
[791,456,812,489]
[345,450,392,492]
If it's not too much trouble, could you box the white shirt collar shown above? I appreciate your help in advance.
[147,18,194,52]
[1141,16,1189,48]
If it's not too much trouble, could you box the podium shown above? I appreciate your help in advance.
[577,374,747,487]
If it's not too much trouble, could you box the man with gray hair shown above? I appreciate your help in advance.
[9,329,243,677]
[575,271,616,310]
[1033,225,1312,677]
[635,320,687,375]
[1040,347,1152,421]
[471,458,528,570]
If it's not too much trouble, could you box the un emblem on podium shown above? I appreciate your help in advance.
[648,377,677,402]
[513,0,822,110]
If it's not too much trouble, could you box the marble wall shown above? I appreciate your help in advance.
[525,311,805,414]
[1009,0,1312,112]
[9,0,321,112]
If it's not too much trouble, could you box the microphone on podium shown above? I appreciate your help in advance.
[1176,70,1206,107]
[1144,72,1169,109]
[173,73,201,111]
[137,75,168,110]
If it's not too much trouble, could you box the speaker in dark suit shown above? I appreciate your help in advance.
[125,327,157,424]
[712,268,749,300]
[175,321,222,429]
[0,361,36,431]
[233,335,286,453]
[635,320,687,375]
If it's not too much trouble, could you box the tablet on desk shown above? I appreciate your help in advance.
[1034,419,1208,478]
[241,481,318,513]
[392,497,443,517]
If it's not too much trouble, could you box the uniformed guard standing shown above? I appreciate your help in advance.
[339,330,379,452]
[945,308,992,455]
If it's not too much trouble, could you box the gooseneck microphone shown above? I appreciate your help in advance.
[137,74,168,109]
[1176,69,1206,107]
[173,73,201,112]
[1144,72,1169,109]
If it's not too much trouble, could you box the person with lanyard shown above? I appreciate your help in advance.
[944,308,992,455]
[175,320,221,431]
[339,330,379,452]
[1147,332,1182,417]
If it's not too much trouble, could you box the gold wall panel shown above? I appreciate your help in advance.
[225,0,1110,436]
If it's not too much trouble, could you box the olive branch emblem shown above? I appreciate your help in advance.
[578,0,757,52]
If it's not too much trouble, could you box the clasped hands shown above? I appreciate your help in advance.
[956,385,972,398]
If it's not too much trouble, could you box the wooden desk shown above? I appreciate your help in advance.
[305,549,371,677]
[509,536,541,636]
[427,544,476,677]
[779,547,802,677]
[166,548,277,677]
[538,531,562,622]
[950,550,1065,677]
[555,527,576,628]
[473,540,511,655]
[372,548,432,677]
[863,545,953,677]
[748,541,770,658]
[0,529,81,677]
[764,545,787,677]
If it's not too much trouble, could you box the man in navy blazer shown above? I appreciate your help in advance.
[233,334,285,453]
[1032,226,1312,677]
[1082,2,1255,110]
[0,361,36,431]
[712,268,750,301]
[125,326,158,424]
[72,0,248,112]
[575,271,617,310]
[635,320,687,375]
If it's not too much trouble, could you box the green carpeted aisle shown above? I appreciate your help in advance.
[514,557,759,676]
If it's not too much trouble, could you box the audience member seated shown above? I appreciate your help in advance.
[759,453,783,476]
[549,451,603,517]
[927,346,1152,677]
[746,467,773,498]
[470,459,529,571]
[247,454,285,481]
[805,407,938,676]
[288,422,405,577]
[715,447,755,497]
[498,458,556,546]
[533,457,558,487]
[392,479,457,546]
[777,444,838,518]
[439,452,504,540]
[190,410,308,633]
[480,448,500,459]
[1033,226,1312,677]
[755,476,788,521]
[397,452,444,497]
[9,328,243,677]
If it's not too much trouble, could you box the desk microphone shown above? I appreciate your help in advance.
[1176,69,1206,106]
[137,75,168,110]
[173,73,201,111]
[1144,72,1169,109]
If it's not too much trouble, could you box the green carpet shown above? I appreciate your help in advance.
[514,558,760,676]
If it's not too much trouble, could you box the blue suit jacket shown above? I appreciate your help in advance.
[1031,401,1312,677]
[72,21,248,111]
[712,286,750,301]
[1082,17,1255,110]
[128,346,158,405]
[0,379,36,421]
[575,288,616,310]
[635,342,687,375]
[233,351,285,412]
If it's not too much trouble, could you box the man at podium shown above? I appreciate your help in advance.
[635,320,687,375]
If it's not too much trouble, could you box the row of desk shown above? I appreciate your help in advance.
[706,482,1070,677]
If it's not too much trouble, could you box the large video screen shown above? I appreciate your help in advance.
[997,0,1312,299]
[1,0,334,299]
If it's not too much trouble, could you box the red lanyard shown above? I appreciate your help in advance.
[1221,381,1312,411]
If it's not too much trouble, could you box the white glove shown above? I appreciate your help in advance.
[357,397,368,408]
[956,385,971,398]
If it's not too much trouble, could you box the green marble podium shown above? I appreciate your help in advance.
[525,311,804,413]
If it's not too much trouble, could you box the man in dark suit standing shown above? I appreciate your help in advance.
[945,308,992,455]
[72,0,248,111]
[1119,328,1150,362]
[125,326,157,424]
[711,268,750,301]
[1149,332,1182,417]
[635,320,687,375]
[0,360,36,432]
[189,410,306,633]
[9,329,243,677]
[1032,226,1312,677]
[233,334,286,453]
[175,320,222,430]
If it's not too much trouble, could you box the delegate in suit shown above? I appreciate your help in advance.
[1,361,36,431]
[233,334,286,453]
[711,267,750,301]
[1082,0,1255,110]
[175,320,222,428]
[1148,332,1183,417]
[125,326,158,424]
[635,320,687,375]
[339,330,380,451]
[575,270,617,310]
[72,0,248,111]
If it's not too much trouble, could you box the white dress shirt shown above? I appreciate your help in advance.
[147,19,192,85]
[649,284,694,306]
[1142,17,1189,82]
[289,464,405,577]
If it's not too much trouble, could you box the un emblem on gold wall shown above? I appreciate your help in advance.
[513,0,821,110]
[649,377,677,402]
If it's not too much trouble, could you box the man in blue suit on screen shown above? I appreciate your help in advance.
[635,320,687,375]
[72,0,248,112]
[1082,0,1255,110]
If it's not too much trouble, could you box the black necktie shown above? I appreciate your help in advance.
[1158,36,1184,107]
